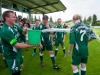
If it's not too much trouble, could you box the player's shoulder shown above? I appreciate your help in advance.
[79,23,91,29]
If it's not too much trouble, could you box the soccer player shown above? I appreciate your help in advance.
[39,15,60,69]
[53,18,66,59]
[32,19,40,56]
[68,14,96,75]
[0,10,33,75]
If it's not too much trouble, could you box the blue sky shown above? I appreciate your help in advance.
[2,0,100,21]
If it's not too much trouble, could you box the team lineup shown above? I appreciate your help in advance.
[0,11,96,75]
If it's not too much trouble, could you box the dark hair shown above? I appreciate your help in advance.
[26,23,30,28]
[2,10,15,22]
[42,15,48,20]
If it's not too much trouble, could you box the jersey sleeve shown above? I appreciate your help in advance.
[17,25,23,34]
[2,31,17,46]
[88,28,96,39]
[70,27,75,44]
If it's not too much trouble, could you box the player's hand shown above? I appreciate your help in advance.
[52,41,55,45]
[45,24,50,29]
[23,28,27,34]
[39,44,43,49]
[62,39,65,43]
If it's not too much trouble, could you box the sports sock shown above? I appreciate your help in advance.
[55,48,58,56]
[73,69,79,75]
[39,53,43,62]
[50,54,56,66]
[34,47,36,53]
[81,68,86,75]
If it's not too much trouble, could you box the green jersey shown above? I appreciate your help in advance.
[0,38,3,53]
[70,22,96,57]
[32,25,40,30]
[39,23,52,46]
[54,25,66,40]
[1,23,23,60]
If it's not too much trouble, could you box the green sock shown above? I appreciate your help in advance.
[55,48,58,56]
[34,48,36,53]
[74,72,79,75]
[73,70,79,75]
[50,54,56,66]
[81,68,86,75]
[81,70,86,75]
[40,53,43,62]
[63,47,65,54]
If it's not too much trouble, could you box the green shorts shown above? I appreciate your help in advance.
[72,55,88,65]
[55,39,64,47]
[6,56,24,73]
[40,44,53,51]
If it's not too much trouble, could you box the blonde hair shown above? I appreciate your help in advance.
[73,14,81,20]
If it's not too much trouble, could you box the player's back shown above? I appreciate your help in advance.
[71,22,90,57]
[74,23,89,48]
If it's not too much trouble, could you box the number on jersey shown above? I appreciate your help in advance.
[80,30,86,41]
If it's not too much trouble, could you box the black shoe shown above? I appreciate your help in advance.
[53,65,60,70]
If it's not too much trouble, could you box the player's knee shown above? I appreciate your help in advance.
[81,63,86,68]
[49,51,54,54]
[71,64,78,71]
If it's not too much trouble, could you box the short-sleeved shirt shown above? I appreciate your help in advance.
[70,22,96,57]
[39,23,52,46]
[54,25,66,40]
[1,23,23,60]
[32,25,40,30]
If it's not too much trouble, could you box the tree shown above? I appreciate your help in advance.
[34,15,37,21]
[50,16,53,22]
[87,16,91,25]
[38,16,41,21]
[83,17,87,23]
[92,14,97,26]
[96,21,100,26]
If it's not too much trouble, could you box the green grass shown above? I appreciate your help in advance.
[92,28,100,35]
[0,30,100,75]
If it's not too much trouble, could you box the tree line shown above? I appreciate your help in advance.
[83,14,100,26]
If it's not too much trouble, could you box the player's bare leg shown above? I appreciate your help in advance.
[81,63,86,75]
[71,64,79,75]
[20,64,24,71]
